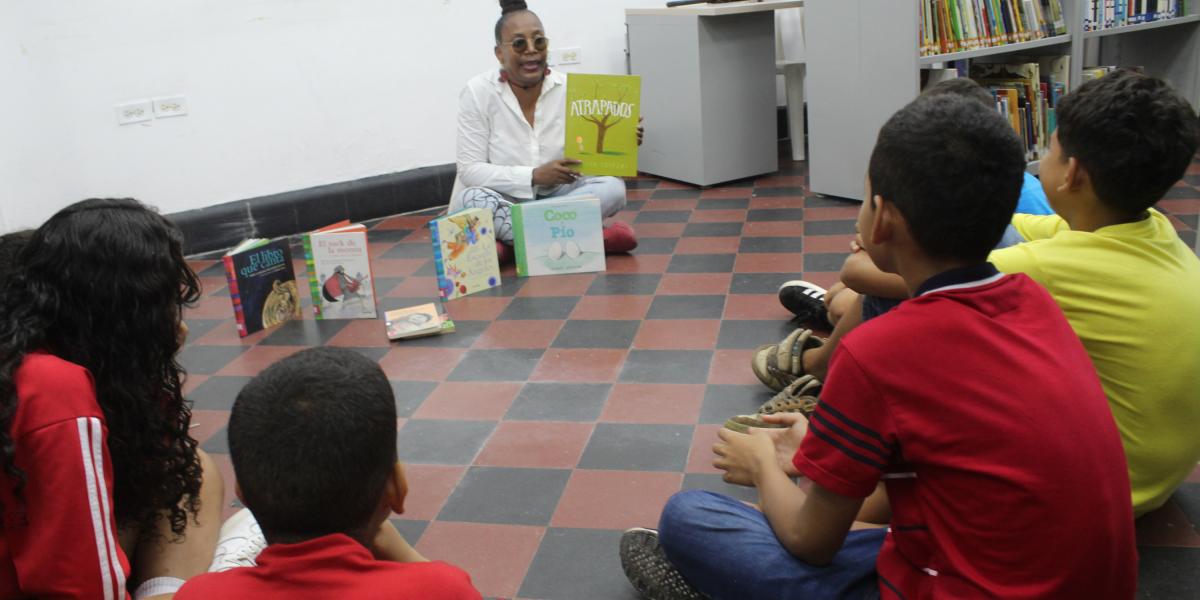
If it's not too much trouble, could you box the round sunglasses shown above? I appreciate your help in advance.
[501,36,549,53]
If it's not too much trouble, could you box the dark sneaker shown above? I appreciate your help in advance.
[619,528,707,600]
[778,280,832,328]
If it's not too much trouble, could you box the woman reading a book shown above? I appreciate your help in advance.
[0,198,224,599]
[454,0,641,260]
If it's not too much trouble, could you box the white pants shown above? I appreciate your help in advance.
[457,176,627,243]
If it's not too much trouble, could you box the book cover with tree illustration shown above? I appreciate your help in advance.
[564,73,641,177]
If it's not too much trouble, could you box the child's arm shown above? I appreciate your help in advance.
[839,237,907,300]
[713,428,864,565]
[370,520,428,563]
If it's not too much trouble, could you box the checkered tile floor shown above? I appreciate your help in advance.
[183,153,1200,599]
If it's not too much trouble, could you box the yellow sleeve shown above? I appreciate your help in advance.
[1009,213,1069,242]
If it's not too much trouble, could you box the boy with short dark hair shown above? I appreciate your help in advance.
[622,93,1137,599]
[176,347,481,599]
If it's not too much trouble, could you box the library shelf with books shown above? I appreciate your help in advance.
[804,0,1200,200]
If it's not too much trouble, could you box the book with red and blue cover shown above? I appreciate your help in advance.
[222,238,302,337]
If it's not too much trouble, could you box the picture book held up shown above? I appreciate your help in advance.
[564,73,641,177]
[302,220,377,320]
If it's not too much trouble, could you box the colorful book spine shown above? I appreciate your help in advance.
[302,234,321,315]
[222,254,247,336]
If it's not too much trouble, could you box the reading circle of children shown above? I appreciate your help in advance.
[452,0,643,257]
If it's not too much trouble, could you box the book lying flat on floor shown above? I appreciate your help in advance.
[222,238,302,337]
[385,303,456,340]
[302,220,377,320]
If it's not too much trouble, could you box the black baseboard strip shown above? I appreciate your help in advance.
[170,163,456,255]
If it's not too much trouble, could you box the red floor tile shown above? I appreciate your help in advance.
[1158,199,1200,214]
[378,347,466,381]
[742,221,804,237]
[550,470,682,530]
[748,197,803,209]
[185,293,240,320]
[674,237,742,255]
[183,374,210,396]
[600,384,705,424]
[368,242,395,260]
[686,424,725,474]
[190,321,270,346]
[1135,499,1200,548]
[801,271,843,290]
[516,274,597,297]
[403,228,432,242]
[803,235,856,252]
[417,522,545,599]
[443,296,513,321]
[215,345,306,377]
[387,277,440,297]
[734,253,804,273]
[724,294,796,320]
[372,258,430,277]
[474,421,595,469]
[700,187,753,199]
[657,273,733,295]
[473,320,565,349]
[755,175,805,188]
[198,276,228,295]
[395,464,467,521]
[375,215,435,230]
[708,349,762,385]
[633,320,720,350]
[656,180,696,190]
[689,209,748,223]
[643,199,699,211]
[412,382,523,420]
[804,206,861,220]
[627,189,653,201]
[606,254,670,274]
[327,318,392,347]
[570,296,653,320]
[190,409,229,448]
[530,349,627,383]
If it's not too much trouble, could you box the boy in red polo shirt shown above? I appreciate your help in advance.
[620,93,1137,598]
[176,347,480,599]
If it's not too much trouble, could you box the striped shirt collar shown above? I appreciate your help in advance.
[916,263,1003,297]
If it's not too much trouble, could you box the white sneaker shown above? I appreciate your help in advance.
[208,508,267,572]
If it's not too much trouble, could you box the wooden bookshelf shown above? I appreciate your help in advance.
[805,0,1200,200]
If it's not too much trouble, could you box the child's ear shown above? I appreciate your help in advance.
[868,194,892,244]
[1062,157,1088,193]
[384,462,409,515]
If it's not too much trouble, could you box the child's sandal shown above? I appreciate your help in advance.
[750,328,825,392]
[756,374,823,418]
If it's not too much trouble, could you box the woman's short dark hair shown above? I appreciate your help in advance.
[495,0,535,44]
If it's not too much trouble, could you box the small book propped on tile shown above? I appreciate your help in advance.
[222,238,302,337]
[385,303,456,341]
[302,220,378,320]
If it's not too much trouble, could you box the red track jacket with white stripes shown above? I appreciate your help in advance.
[0,352,130,599]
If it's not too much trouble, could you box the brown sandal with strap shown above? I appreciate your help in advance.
[750,328,825,392]
[723,374,823,433]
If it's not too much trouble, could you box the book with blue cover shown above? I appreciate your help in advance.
[222,238,302,337]
[512,196,606,277]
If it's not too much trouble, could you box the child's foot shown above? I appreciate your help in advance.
[603,221,639,254]
[619,528,706,600]
[495,240,515,265]
[208,508,267,572]
[778,280,833,329]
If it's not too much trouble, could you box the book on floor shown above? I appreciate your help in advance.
[429,207,501,301]
[385,303,456,340]
[512,195,606,277]
[564,73,641,177]
[222,238,302,337]
[302,220,378,320]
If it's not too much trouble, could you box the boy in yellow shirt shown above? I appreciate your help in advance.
[753,69,1200,516]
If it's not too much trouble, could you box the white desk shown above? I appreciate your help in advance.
[626,0,804,186]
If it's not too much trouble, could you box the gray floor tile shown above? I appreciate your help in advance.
[187,376,253,410]
[519,528,641,600]
[682,222,744,237]
[437,466,571,525]
[1137,547,1200,600]
[667,254,736,273]
[747,208,805,221]
[389,518,428,546]
[804,252,850,273]
[178,345,249,375]
[717,320,797,350]
[505,383,612,421]
[380,243,434,259]
[261,318,352,346]
[200,425,229,454]
[806,219,858,236]
[396,419,496,465]
[446,349,545,382]
[697,198,750,210]
[634,210,692,223]
[753,186,805,196]
[700,385,772,424]
[587,274,662,296]
[650,188,701,199]
[619,350,713,384]
[646,295,726,320]
[498,297,580,320]
[578,423,693,471]
[389,380,439,418]
[634,237,678,255]
[553,320,641,349]
[730,273,796,294]
[739,237,802,253]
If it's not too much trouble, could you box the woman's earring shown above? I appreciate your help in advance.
[544,67,551,76]
[499,69,509,83]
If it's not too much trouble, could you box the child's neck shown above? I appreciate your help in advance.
[895,253,979,297]
[1061,194,1148,233]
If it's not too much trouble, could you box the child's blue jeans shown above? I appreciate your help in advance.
[657,490,885,600]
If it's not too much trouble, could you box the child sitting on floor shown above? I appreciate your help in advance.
[621,92,1137,599]
[759,69,1200,517]
[176,347,481,599]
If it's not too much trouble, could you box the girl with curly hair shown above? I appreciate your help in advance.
[0,198,224,599]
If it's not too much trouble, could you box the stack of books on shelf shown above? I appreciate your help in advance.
[1084,0,1188,31]
[920,0,1068,56]
[970,58,1070,161]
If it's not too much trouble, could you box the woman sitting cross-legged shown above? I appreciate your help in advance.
[454,0,640,261]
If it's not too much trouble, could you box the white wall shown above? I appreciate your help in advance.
[0,0,667,230]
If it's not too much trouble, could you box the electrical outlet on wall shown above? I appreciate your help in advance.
[114,100,154,125]
[152,96,188,118]
[554,46,582,66]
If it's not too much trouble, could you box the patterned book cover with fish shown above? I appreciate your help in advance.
[512,196,605,277]
[429,207,501,300]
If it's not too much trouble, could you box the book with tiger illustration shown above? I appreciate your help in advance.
[222,238,302,337]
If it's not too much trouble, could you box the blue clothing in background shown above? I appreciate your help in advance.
[1017,171,1054,215]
